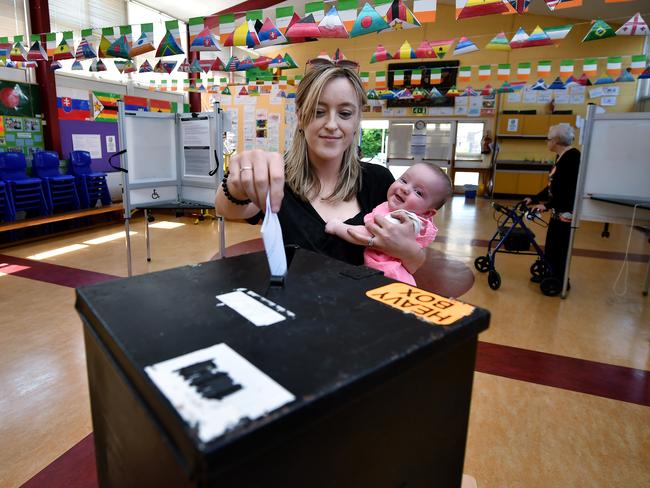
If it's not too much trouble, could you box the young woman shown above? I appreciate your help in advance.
[216,62,425,272]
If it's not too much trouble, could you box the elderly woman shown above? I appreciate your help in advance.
[524,124,581,291]
[216,62,425,273]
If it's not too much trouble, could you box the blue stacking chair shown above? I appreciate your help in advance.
[68,150,112,208]
[0,180,16,221]
[33,151,81,213]
[0,152,49,217]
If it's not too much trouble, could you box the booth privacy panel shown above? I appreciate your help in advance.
[124,115,178,184]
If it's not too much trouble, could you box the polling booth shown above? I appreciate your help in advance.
[117,101,227,275]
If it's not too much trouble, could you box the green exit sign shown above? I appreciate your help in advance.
[412,107,427,115]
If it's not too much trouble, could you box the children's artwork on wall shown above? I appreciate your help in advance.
[453,37,479,56]
[485,32,510,50]
[615,13,648,36]
[91,92,120,122]
[350,3,389,38]
[318,7,349,38]
[0,81,41,118]
[130,23,155,56]
[257,17,288,46]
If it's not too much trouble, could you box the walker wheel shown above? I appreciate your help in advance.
[488,270,501,290]
[540,277,562,297]
[147,214,155,223]
[530,260,548,278]
[474,256,490,273]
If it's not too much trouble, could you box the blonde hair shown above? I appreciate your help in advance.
[285,65,368,202]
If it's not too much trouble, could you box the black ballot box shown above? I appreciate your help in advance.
[76,248,489,488]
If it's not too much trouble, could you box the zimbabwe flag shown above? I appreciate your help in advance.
[91,91,120,122]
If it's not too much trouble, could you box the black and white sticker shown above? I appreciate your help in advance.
[216,288,295,327]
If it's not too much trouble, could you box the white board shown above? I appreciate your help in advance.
[124,115,177,184]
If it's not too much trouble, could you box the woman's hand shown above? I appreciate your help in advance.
[523,197,533,205]
[217,150,285,217]
[531,203,547,212]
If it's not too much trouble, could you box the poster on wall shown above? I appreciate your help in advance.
[0,114,44,158]
[0,81,42,118]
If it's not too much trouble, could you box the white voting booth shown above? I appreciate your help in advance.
[566,107,650,297]
[117,102,226,276]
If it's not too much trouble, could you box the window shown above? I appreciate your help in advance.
[0,0,27,38]
[455,122,484,160]
[360,119,388,166]
[49,0,126,33]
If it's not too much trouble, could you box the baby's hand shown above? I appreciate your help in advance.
[325,219,343,234]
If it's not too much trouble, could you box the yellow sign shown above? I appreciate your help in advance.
[366,283,475,326]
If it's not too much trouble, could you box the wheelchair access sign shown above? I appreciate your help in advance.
[365,283,475,326]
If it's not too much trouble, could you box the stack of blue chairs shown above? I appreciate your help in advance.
[32,151,81,213]
[0,152,49,218]
[0,180,15,222]
[69,151,112,208]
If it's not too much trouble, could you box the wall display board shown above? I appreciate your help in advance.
[0,80,44,159]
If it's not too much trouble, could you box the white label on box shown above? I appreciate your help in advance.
[216,289,292,326]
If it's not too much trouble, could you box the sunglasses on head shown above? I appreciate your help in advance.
[305,57,360,72]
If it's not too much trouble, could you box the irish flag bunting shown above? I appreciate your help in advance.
[583,58,598,77]
[376,70,387,89]
[559,60,574,78]
[219,14,236,43]
[517,62,531,80]
[305,1,325,23]
[275,6,294,35]
[459,66,472,82]
[630,55,647,75]
[393,70,405,86]
[45,33,57,58]
[413,0,437,23]
[478,65,491,80]
[188,17,204,46]
[607,56,622,77]
[430,68,442,83]
[360,71,370,88]
[411,69,422,85]
[338,0,358,32]
[537,60,552,77]
[497,64,511,80]
[374,0,392,17]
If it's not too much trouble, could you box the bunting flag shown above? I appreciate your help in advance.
[630,55,647,75]
[458,66,472,82]
[370,44,392,63]
[412,87,429,100]
[537,60,552,77]
[413,0,437,23]
[485,32,510,50]
[269,54,287,68]
[275,6,294,35]
[544,24,573,43]
[457,0,509,20]
[166,19,182,47]
[376,70,387,89]
[230,20,261,47]
[359,71,369,88]
[396,88,414,99]
[282,53,299,69]
[305,1,324,22]
[45,33,57,58]
[199,59,214,72]
[461,86,479,96]
[10,40,28,62]
[508,0,531,13]
[430,67,442,83]
[607,56,622,77]
[221,85,231,95]
[429,86,443,97]
[0,39,13,60]
[49,61,63,72]
[106,35,131,59]
[155,30,184,57]
[497,64,511,80]
[582,20,616,42]
[149,80,157,92]
[257,17,288,46]
[509,28,529,49]
[559,59,574,78]
[188,59,202,73]
[283,13,318,42]
[453,36,479,56]
[393,70,405,86]
[191,26,222,51]
[129,24,156,58]
[548,77,565,90]
[531,79,547,90]
[212,57,226,71]
[153,60,165,73]
[516,63,531,80]
[53,32,74,60]
[385,0,421,30]
[219,14,237,43]
[594,75,614,85]
[637,67,650,80]
[177,58,190,72]
[429,39,455,59]
[285,13,321,39]
[615,13,648,36]
[98,27,117,57]
[238,57,255,70]
[318,7,349,38]
[71,59,83,70]
[521,26,554,48]
[496,82,512,94]
[188,17,204,46]
[27,36,48,61]
[415,41,435,59]
[76,32,97,60]
[138,59,153,73]
[91,91,119,121]
[375,0,392,18]
[411,69,423,85]
[582,58,598,78]
[478,65,491,80]
[616,70,635,83]
[446,86,460,97]
[123,95,148,112]
[351,3,389,37]
[393,40,416,59]
[114,59,134,74]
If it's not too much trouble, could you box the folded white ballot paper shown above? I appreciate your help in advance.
[261,193,287,277]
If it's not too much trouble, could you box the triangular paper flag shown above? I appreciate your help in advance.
[254,56,272,69]
[445,86,460,97]
[544,24,573,43]
[199,59,213,72]
[238,57,255,70]
[50,60,62,70]
[582,20,616,42]
[189,59,203,73]
[285,13,321,39]
[212,57,226,71]
[155,30,184,57]
[130,25,155,57]
[458,0,509,20]
[594,76,614,85]
[522,26,554,48]
[395,88,413,99]
[429,39,455,59]
[548,77,565,89]
[153,60,166,73]
[370,44,392,63]
[615,13,649,36]
[282,13,318,43]
[222,86,231,95]
[509,28,530,48]
[351,3,390,38]
[257,18,288,46]
[162,61,177,74]
[239,86,248,96]
[138,60,153,73]
[485,32,510,50]
[480,85,494,96]
[393,40,416,59]
[27,39,48,61]
[71,59,84,70]
[412,87,429,100]
[616,70,635,83]
[75,38,97,60]
[415,41,436,59]
[497,82,513,93]
[576,74,592,86]
[225,56,240,71]
[10,42,28,61]
[114,60,129,73]
[531,79,547,90]
[177,58,190,72]
[385,0,421,30]
[191,26,222,52]
[318,7,349,38]
[461,86,479,96]
[106,35,131,59]
[98,31,116,58]
[453,36,479,56]
[429,87,443,97]
[508,0,531,14]
[638,67,650,80]
[282,53,299,69]
[89,59,107,72]
[378,90,396,100]
[269,54,288,69]
[53,37,74,60]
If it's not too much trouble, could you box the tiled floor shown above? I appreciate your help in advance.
[1,196,648,487]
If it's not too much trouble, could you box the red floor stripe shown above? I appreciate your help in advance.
[0,254,120,288]
[476,342,650,406]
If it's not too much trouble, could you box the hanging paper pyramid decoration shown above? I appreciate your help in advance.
[282,13,318,43]
[106,35,131,59]
[114,59,136,74]
[177,58,190,72]
[153,60,166,73]
[616,70,635,83]
[53,37,74,60]
[155,30,184,57]
[412,87,429,100]
[485,33,510,50]
[76,38,97,60]
[393,41,416,59]
[138,59,153,72]
[638,67,650,80]
[548,77,565,90]
[395,88,413,99]
[583,20,616,42]
[318,7,349,38]
[269,54,288,68]
[286,14,321,39]
[282,53,299,69]
[10,42,28,61]
[89,59,107,72]
[384,0,421,30]
[50,60,62,70]
[429,87,443,97]
[130,26,155,57]
[453,37,479,56]
[429,39,455,59]
[508,0,531,14]
[238,57,255,70]
[257,18,288,46]
[521,26,554,48]
[509,28,530,48]
[497,82,513,93]
[531,79,548,90]
[212,57,225,71]
[225,56,240,71]
[27,39,48,61]
[199,59,214,72]
[71,59,83,70]
[221,85,231,95]
[461,86,479,96]
[544,0,574,12]
[457,0,509,20]
[254,56,272,69]
[351,3,390,38]
[371,44,392,63]
[594,76,614,85]
[189,59,202,73]
[190,27,222,52]
[415,41,435,59]
[445,86,460,97]
[544,24,573,43]
[615,13,648,36]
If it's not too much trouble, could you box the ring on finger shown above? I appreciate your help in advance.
[239,166,253,173]
[368,236,375,247]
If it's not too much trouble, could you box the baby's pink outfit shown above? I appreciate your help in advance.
[364,202,438,286]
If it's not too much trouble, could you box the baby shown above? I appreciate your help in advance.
[326,163,452,285]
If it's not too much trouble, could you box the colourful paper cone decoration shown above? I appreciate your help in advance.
[191,27,222,52]
[156,30,184,56]
[285,14,321,39]
[453,36,479,56]
[548,77,565,90]
[393,41,416,59]
[415,41,436,59]
[385,0,421,30]
[351,3,390,38]
[257,18,288,46]
[582,20,616,42]
[485,32,510,51]
[27,39,48,61]
[458,0,509,20]
[429,39,455,59]
[53,37,74,60]
[318,7,349,38]
[106,35,131,59]
[130,25,155,57]
[616,13,648,36]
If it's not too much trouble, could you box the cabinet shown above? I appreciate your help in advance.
[494,170,548,196]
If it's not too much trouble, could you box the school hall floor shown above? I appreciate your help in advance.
[1,196,648,488]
